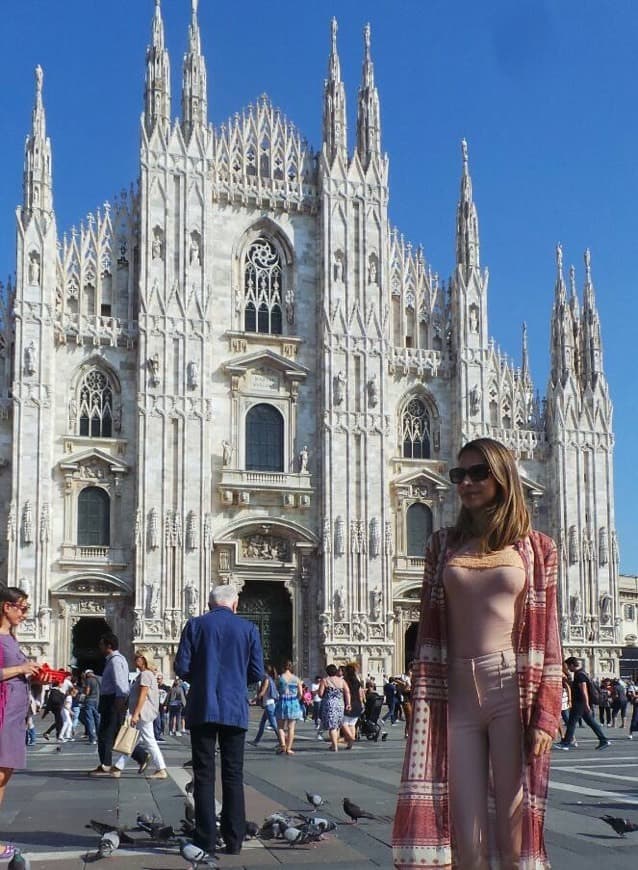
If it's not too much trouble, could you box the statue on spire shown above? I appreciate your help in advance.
[323,16,347,164]
[556,241,563,272]
[584,247,592,282]
[23,64,53,215]
[356,22,381,168]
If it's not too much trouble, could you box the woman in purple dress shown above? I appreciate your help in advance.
[0,586,42,860]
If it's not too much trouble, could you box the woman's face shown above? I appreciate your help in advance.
[134,656,146,671]
[2,597,29,628]
[456,448,499,515]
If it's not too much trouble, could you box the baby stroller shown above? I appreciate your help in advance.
[357,692,387,742]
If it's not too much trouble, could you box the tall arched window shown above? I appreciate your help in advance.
[402,397,430,459]
[243,238,283,335]
[245,404,284,472]
[77,487,110,546]
[78,369,113,437]
[406,503,432,557]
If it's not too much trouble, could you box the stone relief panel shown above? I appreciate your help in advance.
[240,534,290,561]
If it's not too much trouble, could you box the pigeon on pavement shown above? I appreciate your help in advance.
[281,825,313,846]
[342,797,388,823]
[306,792,327,809]
[177,838,218,869]
[600,815,638,837]
[97,831,120,857]
[245,821,260,839]
[8,850,30,870]
[85,820,135,844]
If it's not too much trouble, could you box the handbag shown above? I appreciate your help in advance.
[113,718,139,755]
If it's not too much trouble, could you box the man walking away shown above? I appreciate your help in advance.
[175,584,264,858]
[88,634,132,775]
[82,669,100,745]
[556,657,611,751]
[42,681,65,741]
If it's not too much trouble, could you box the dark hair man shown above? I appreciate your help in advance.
[175,583,264,858]
[556,657,610,751]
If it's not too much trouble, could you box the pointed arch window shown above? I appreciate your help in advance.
[407,503,433,557]
[78,369,113,437]
[402,398,430,459]
[245,403,284,472]
[77,487,110,546]
[243,238,283,335]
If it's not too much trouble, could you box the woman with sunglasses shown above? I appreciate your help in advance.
[0,586,43,860]
[393,438,562,870]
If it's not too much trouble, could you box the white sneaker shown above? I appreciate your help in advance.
[628,734,634,740]
[316,733,323,740]
[175,731,182,737]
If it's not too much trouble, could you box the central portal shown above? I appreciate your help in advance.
[238,580,292,669]
[72,617,110,674]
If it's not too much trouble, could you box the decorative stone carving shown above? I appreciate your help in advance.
[148,354,160,387]
[369,517,380,558]
[18,576,31,598]
[79,460,107,481]
[334,516,345,556]
[469,384,481,416]
[611,530,620,566]
[134,509,143,547]
[333,588,345,622]
[37,606,51,637]
[173,512,183,547]
[145,581,160,617]
[133,609,143,639]
[358,519,367,554]
[184,583,199,616]
[68,397,77,431]
[203,513,213,549]
[22,501,33,545]
[333,251,344,282]
[39,503,49,543]
[384,520,393,555]
[368,255,378,285]
[599,593,612,625]
[298,445,309,473]
[599,526,609,566]
[322,518,331,553]
[187,361,200,390]
[569,592,582,625]
[151,226,164,260]
[285,288,295,325]
[24,341,37,376]
[189,231,201,266]
[241,534,290,561]
[186,511,198,550]
[560,613,569,642]
[148,507,159,549]
[222,440,234,467]
[352,614,368,641]
[469,304,479,334]
[568,525,578,564]
[350,519,360,554]
[370,589,383,621]
[28,252,41,285]
[582,530,593,564]
[333,370,346,405]
[367,374,378,407]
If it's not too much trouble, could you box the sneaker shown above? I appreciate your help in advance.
[553,743,570,751]
[175,731,182,737]
[138,752,152,775]
[156,737,166,743]
[43,733,50,741]
[628,734,634,740]
[89,739,97,745]
[88,765,112,776]
[248,739,259,747]
[109,767,121,778]
[596,741,611,750]
[149,769,168,779]
[316,733,323,740]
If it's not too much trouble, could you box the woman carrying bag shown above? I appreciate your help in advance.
[112,653,167,779]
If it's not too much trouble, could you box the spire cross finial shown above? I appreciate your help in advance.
[461,138,468,170]
[364,22,371,56]
[569,264,576,296]
[584,248,592,282]
[192,0,199,15]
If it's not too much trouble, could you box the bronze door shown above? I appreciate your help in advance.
[238,580,292,669]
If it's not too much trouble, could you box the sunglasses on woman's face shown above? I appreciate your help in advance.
[8,603,29,613]
[449,463,491,485]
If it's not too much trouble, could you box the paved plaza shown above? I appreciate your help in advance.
[0,712,636,869]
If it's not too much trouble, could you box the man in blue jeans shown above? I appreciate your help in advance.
[81,669,100,745]
[556,657,611,750]
[175,583,264,857]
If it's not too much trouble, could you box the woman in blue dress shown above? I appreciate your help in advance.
[0,586,42,860]
[274,660,303,755]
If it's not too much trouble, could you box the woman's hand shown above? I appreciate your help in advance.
[22,662,40,677]
[130,712,140,727]
[527,726,553,758]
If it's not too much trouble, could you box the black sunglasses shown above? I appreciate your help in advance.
[449,463,491,485]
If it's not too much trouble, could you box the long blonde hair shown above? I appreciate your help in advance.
[451,437,531,552]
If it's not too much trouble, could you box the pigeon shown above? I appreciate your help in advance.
[8,850,30,870]
[600,815,638,837]
[281,825,312,846]
[306,792,327,809]
[97,830,120,857]
[177,838,218,869]
[342,797,388,824]
[85,820,135,845]
[245,821,260,839]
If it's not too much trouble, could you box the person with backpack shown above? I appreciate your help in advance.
[556,657,610,750]
[42,681,66,741]
[249,664,279,746]
[611,678,628,730]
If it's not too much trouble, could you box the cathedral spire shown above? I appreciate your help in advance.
[521,321,529,380]
[581,248,604,385]
[356,23,381,168]
[549,243,578,387]
[455,139,480,272]
[323,17,347,164]
[23,65,53,215]
[554,241,566,303]
[181,0,208,142]
[144,0,171,137]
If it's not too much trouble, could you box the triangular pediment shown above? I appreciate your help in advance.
[224,348,309,381]
[58,447,129,476]
[519,471,544,498]
[392,466,451,495]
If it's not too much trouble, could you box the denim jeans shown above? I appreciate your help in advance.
[83,704,100,741]
[254,703,278,743]
[562,702,608,746]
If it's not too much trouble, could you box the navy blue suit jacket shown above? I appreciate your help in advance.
[174,606,265,730]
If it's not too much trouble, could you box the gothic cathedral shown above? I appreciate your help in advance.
[0,3,621,677]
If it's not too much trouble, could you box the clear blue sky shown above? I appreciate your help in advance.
[1,1,636,570]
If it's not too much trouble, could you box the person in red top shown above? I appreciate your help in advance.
[393,438,562,870]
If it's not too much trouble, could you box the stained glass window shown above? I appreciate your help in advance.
[244,238,283,335]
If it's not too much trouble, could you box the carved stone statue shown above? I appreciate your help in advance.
[189,234,200,266]
[369,517,380,558]
[148,354,160,387]
[22,501,33,545]
[133,610,143,640]
[367,374,378,408]
[560,613,569,642]
[222,440,234,467]
[285,289,295,325]
[333,253,344,283]
[148,507,159,549]
[334,516,345,555]
[569,592,582,625]
[469,305,479,334]
[37,606,51,637]
[333,370,346,405]
[18,577,31,599]
[568,525,579,565]
[24,342,37,377]
[184,583,199,616]
[29,254,40,285]
[599,593,612,625]
[322,518,331,553]
[469,384,481,415]
[298,445,309,473]
[333,587,345,622]
[187,360,199,390]
[599,526,609,566]
[368,258,377,284]
[370,589,383,621]
[152,230,163,260]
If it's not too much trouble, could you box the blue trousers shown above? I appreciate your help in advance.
[562,703,607,745]
[254,704,278,743]
[83,704,100,741]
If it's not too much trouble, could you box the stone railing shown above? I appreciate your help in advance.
[59,545,128,568]
[219,468,313,509]
[388,347,442,378]
[54,313,138,348]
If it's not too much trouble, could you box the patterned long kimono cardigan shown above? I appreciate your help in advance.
[393,529,562,869]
